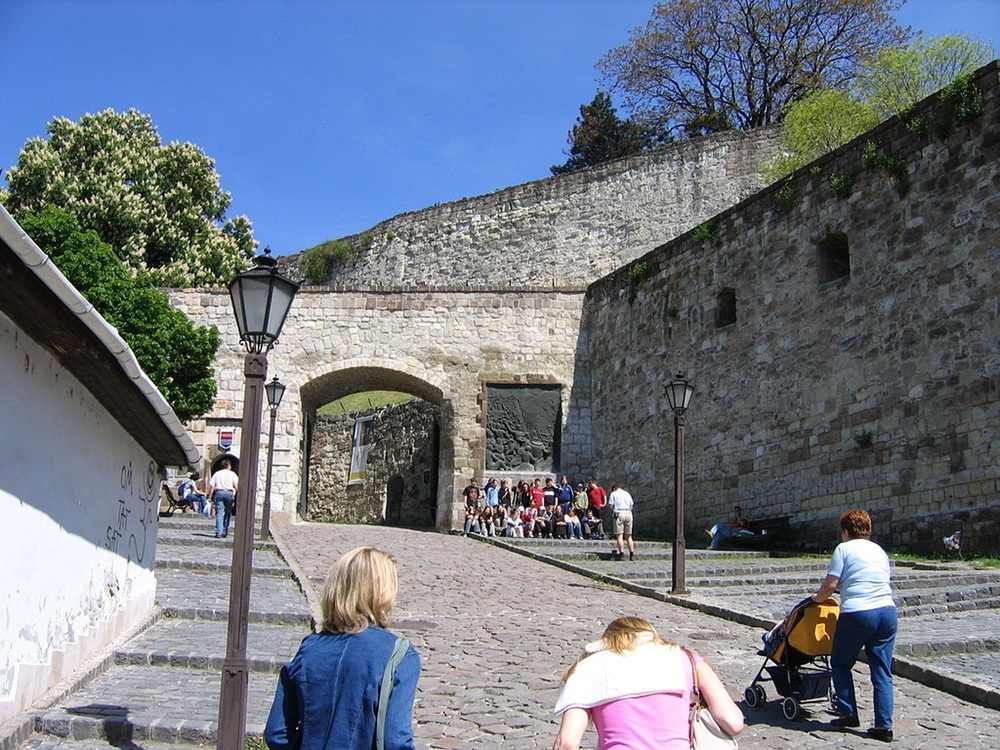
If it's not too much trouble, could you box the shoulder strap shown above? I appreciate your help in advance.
[375,636,411,750]
[683,647,700,748]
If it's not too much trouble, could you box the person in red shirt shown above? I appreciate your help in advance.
[529,478,545,509]
[587,480,607,511]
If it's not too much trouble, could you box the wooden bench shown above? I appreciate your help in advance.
[161,482,191,516]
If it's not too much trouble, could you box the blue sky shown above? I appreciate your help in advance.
[1,1,997,256]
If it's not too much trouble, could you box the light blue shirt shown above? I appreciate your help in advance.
[485,484,500,507]
[828,538,895,613]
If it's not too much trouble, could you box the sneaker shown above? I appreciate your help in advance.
[866,727,893,743]
[214,533,221,539]
[830,716,860,729]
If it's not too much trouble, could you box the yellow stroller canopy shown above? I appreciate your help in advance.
[774,598,839,661]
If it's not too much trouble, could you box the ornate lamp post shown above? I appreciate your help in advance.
[260,376,286,540]
[218,249,298,750]
[664,371,695,595]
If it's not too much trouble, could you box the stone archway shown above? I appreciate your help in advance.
[297,365,456,529]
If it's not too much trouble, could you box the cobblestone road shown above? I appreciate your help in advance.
[279,523,1000,750]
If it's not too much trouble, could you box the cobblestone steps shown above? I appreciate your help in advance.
[31,665,275,744]
[155,545,291,577]
[156,569,311,625]
[114,619,307,673]
[22,514,311,749]
[156,528,278,553]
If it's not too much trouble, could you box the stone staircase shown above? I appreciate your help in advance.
[19,512,312,750]
[495,535,1000,693]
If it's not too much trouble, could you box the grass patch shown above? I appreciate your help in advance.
[317,390,414,416]
[890,551,1000,568]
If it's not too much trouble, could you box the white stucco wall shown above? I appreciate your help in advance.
[0,311,160,721]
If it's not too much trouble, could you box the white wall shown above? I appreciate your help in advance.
[0,311,159,721]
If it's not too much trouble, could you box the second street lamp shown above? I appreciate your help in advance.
[665,371,695,595]
[218,248,298,750]
[260,376,286,540]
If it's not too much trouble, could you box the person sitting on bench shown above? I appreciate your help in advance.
[178,472,208,514]
[708,504,756,549]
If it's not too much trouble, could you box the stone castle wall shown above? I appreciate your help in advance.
[306,400,439,526]
[169,288,589,530]
[281,129,780,288]
[584,62,1000,553]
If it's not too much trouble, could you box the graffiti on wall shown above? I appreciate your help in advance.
[104,459,157,565]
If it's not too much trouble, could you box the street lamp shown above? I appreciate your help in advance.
[218,248,298,750]
[665,371,695,595]
[260,376,286,540]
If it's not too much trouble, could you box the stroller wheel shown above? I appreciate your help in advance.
[781,696,800,721]
[744,687,760,708]
[754,684,766,705]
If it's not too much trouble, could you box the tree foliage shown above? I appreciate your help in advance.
[598,0,910,137]
[764,89,880,181]
[855,34,994,118]
[18,205,220,422]
[3,109,255,287]
[550,92,657,175]
[766,33,992,181]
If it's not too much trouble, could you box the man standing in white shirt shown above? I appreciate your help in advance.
[209,459,239,538]
[608,484,636,560]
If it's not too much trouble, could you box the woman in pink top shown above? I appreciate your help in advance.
[552,617,744,750]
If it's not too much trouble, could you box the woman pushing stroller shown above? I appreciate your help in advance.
[811,509,897,743]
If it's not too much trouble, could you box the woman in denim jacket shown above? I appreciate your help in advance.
[265,547,421,750]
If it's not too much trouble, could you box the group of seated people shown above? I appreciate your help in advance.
[462,475,608,540]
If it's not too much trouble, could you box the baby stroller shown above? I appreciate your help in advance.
[744,597,839,721]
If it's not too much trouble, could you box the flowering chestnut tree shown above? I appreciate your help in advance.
[3,108,255,286]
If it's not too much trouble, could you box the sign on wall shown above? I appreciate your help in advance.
[219,430,234,451]
[347,415,374,485]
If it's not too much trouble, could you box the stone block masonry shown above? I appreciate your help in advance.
[307,400,439,526]
[169,288,591,531]
[280,128,780,288]
[584,62,1000,552]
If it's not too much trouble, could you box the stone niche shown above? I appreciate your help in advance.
[485,384,561,472]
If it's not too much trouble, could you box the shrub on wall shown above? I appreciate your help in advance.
[18,205,220,421]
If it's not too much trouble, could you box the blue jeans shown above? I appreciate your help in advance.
[214,490,235,536]
[831,605,897,729]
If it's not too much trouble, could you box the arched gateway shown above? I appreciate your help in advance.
[297,364,455,529]
[168,288,593,531]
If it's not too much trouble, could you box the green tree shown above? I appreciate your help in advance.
[764,90,880,181]
[3,109,255,286]
[856,34,994,118]
[765,33,993,181]
[18,205,220,421]
[550,92,656,175]
[598,0,909,137]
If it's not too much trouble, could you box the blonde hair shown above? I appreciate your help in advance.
[561,617,677,683]
[320,546,398,633]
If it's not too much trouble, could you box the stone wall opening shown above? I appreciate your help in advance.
[298,367,450,528]
[817,231,851,284]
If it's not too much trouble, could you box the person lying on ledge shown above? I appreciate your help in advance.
[707,504,756,549]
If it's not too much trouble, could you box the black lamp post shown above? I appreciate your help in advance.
[218,248,298,750]
[260,376,286,540]
[665,371,695,595]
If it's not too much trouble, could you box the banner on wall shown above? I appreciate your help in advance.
[347,415,375,485]
[218,430,234,451]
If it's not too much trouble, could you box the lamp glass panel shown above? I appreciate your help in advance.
[266,379,286,408]
[240,271,273,335]
[665,381,680,411]
[228,279,247,337]
[681,383,695,409]
[264,277,298,339]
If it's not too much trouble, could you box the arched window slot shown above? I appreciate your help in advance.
[817,232,851,285]
[716,287,737,328]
